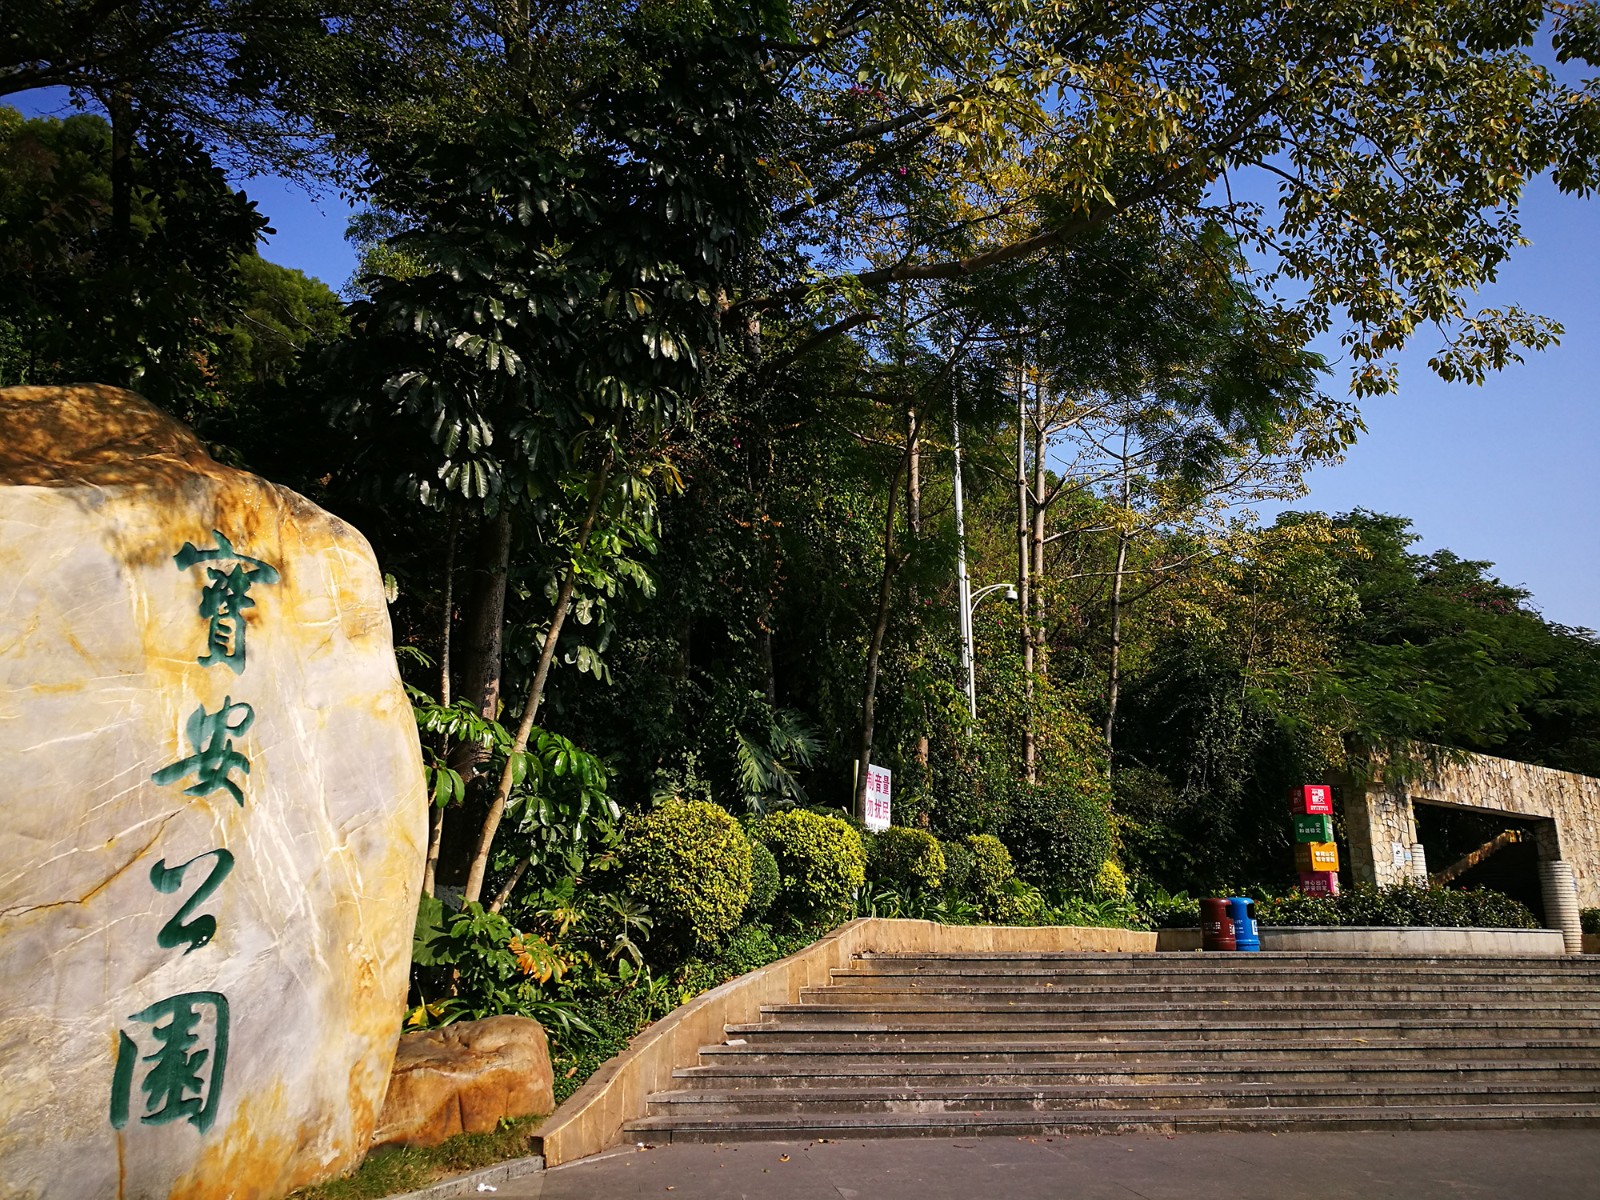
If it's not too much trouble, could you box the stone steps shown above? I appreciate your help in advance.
[770,998,1600,1017]
[813,982,1600,1001]
[626,1104,1600,1139]
[625,950,1600,1143]
[646,1079,1600,1116]
[698,1037,1600,1063]
[676,1058,1600,1087]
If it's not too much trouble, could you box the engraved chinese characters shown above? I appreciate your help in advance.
[0,384,426,1200]
[110,532,277,1135]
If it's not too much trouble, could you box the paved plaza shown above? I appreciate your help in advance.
[481,1129,1600,1199]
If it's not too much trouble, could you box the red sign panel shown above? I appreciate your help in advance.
[1288,784,1333,815]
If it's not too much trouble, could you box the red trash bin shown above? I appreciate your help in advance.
[1199,897,1237,951]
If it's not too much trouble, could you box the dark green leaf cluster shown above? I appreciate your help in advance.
[1256,883,1540,930]
[745,840,780,921]
[0,109,266,414]
[868,826,947,895]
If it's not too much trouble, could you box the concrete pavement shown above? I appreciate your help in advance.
[485,1129,1600,1199]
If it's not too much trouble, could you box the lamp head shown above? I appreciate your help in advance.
[1004,585,1018,602]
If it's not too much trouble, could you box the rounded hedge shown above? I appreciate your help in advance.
[746,840,780,920]
[621,799,752,954]
[965,834,1014,902]
[1000,781,1116,894]
[870,826,947,894]
[940,839,974,897]
[755,809,867,927]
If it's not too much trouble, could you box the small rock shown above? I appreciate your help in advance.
[373,1015,555,1148]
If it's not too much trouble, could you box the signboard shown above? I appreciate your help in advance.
[864,764,892,831]
[1299,871,1341,897]
[1288,784,1333,815]
[1294,841,1340,873]
[1293,814,1334,843]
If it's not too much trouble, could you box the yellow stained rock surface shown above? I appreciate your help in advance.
[0,386,427,1200]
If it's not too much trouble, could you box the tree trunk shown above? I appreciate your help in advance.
[852,441,912,821]
[1105,530,1130,753]
[421,521,458,899]
[1105,447,1132,753]
[463,462,612,906]
[1016,369,1035,784]
[1031,379,1048,685]
[448,511,512,778]
[907,406,921,535]
[907,404,928,773]
[106,90,135,258]
[435,512,511,889]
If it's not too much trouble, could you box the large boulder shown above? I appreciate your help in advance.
[0,386,428,1199]
[372,1016,555,1149]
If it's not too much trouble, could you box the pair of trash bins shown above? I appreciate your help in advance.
[1199,896,1259,952]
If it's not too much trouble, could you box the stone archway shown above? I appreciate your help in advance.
[1343,749,1599,952]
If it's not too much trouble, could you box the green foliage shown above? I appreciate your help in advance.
[745,840,780,921]
[964,834,1016,918]
[0,108,267,413]
[938,839,974,898]
[1256,883,1540,930]
[1133,885,1202,930]
[408,895,591,1035]
[409,684,619,883]
[869,826,947,894]
[1581,908,1600,936]
[620,800,752,955]
[754,809,867,928]
[1001,779,1117,894]
[734,707,822,813]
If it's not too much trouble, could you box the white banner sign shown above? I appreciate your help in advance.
[864,764,892,831]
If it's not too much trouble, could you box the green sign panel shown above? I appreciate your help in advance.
[1293,814,1334,843]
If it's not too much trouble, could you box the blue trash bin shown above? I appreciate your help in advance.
[1227,897,1260,952]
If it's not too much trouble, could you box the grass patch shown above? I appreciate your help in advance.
[287,1116,544,1200]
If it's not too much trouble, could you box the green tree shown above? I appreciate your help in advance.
[0,106,265,415]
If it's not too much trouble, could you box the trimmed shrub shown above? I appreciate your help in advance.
[755,809,867,927]
[940,839,974,897]
[870,826,946,894]
[1583,907,1600,935]
[966,834,1014,895]
[964,833,1015,920]
[1256,883,1539,930]
[746,840,780,921]
[1001,780,1116,894]
[621,799,752,954]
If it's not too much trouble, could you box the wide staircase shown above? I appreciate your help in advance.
[625,951,1600,1141]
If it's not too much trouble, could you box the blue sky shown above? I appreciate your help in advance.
[11,87,1597,629]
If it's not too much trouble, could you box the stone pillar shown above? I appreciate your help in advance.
[1410,842,1429,886]
[1538,860,1583,954]
[1344,781,1418,889]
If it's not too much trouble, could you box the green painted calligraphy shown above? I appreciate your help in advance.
[149,850,235,953]
[151,698,255,806]
[173,531,279,675]
[109,991,229,1133]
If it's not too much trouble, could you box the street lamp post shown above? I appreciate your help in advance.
[963,582,1018,719]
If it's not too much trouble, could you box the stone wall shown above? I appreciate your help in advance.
[1344,749,1600,909]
